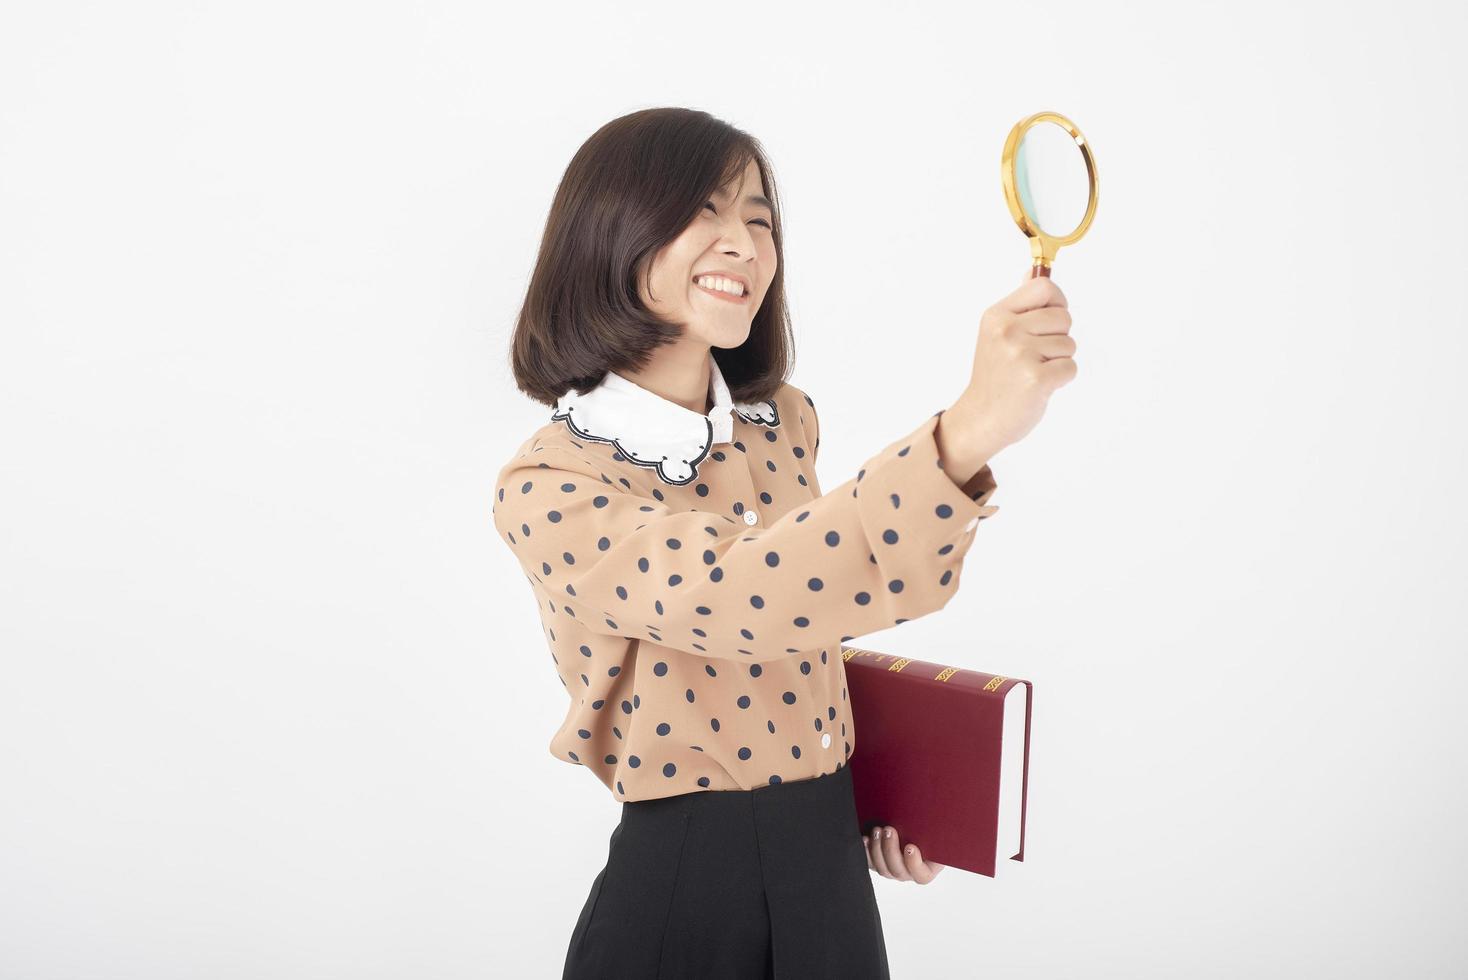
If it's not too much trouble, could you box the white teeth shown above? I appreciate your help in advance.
[695,275,745,297]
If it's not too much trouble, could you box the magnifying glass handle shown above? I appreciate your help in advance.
[1030,264,1052,278]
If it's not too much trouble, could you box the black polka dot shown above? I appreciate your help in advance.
[663,762,676,777]
[738,747,751,760]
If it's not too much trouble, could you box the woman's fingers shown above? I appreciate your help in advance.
[864,827,946,883]
[880,827,913,881]
[866,830,892,877]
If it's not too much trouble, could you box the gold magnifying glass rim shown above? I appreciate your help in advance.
[1001,110,1098,268]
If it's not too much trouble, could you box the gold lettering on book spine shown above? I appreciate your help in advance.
[889,658,910,672]
[935,667,957,682]
[983,676,1007,692]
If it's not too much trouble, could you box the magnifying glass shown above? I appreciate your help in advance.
[1001,111,1098,278]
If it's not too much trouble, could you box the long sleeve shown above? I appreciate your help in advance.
[493,406,999,664]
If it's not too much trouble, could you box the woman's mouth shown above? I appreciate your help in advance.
[692,275,749,304]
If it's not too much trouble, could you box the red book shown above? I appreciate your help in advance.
[840,644,1032,878]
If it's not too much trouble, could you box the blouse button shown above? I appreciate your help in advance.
[821,732,832,749]
[743,510,758,526]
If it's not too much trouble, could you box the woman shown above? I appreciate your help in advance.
[493,107,1076,979]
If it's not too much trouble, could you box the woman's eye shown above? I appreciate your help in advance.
[705,202,771,229]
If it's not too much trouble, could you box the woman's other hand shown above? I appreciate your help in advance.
[862,825,945,884]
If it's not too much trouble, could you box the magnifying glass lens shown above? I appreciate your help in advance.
[1016,121,1092,240]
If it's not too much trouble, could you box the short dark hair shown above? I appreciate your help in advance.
[508,107,794,408]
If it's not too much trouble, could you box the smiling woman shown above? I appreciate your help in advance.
[508,108,794,412]
[498,107,995,979]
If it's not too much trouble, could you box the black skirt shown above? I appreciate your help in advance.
[562,762,890,980]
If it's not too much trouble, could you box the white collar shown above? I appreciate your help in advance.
[551,350,781,486]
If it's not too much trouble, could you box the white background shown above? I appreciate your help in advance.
[3,2,1465,977]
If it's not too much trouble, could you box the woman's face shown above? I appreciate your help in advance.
[640,157,777,349]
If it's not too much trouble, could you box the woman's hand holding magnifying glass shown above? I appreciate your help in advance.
[937,275,1076,471]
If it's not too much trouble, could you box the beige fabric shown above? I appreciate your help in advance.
[492,373,998,802]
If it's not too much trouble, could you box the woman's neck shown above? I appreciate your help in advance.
[618,344,714,415]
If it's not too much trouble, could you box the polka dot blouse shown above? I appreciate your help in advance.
[492,367,999,803]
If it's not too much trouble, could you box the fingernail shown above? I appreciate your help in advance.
[905,845,914,855]
[885,828,893,839]
[861,836,868,846]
